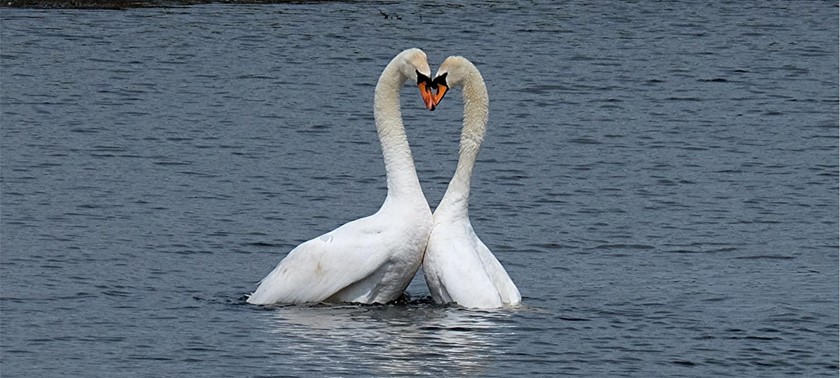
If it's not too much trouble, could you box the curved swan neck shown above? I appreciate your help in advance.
[437,69,489,214]
[374,61,424,200]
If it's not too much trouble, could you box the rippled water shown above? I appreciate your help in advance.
[2,1,838,376]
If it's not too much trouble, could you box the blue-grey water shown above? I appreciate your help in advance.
[1,1,838,376]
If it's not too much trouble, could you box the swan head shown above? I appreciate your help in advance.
[395,48,436,111]
[430,56,482,110]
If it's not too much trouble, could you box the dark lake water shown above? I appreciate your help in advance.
[2,1,838,376]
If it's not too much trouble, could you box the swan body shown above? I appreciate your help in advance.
[247,49,435,305]
[423,56,521,309]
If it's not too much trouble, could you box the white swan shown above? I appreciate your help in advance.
[422,56,522,309]
[247,48,436,305]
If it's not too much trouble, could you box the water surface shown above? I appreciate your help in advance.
[2,1,838,376]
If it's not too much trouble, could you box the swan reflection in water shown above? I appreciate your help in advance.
[260,300,517,376]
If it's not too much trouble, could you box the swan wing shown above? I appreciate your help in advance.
[425,218,522,308]
[471,233,522,306]
[425,220,504,308]
[247,215,393,305]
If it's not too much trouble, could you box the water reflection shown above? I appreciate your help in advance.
[262,302,515,376]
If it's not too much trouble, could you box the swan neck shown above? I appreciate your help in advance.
[438,71,489,213]
[374,63,424,201]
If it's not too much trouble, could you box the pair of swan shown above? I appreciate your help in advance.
[246,48,521,309]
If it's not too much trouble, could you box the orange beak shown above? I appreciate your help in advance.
[431,83,448,109]
[418,80,436,111]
